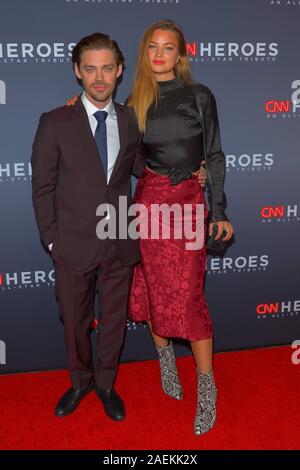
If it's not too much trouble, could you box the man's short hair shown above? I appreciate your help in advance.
[72,32,125,68]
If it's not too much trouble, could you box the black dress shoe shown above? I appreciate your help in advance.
[55,384,93,417]
[95,387,125,421]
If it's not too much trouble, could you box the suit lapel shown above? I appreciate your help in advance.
[109,102,128,184]
[71,99,107,183]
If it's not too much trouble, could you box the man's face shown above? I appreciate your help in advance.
[74,48,122,108]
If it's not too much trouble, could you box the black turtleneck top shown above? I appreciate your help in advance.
[131,76,228,221]
[144,77,203,181]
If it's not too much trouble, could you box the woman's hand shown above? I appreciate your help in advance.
[66,95,79,106]
[209,220,234,242]
[193,162,207,188]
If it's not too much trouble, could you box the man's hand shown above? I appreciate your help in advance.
[193,161,207,188]
[209,220,234,242]
[66,95,79,106]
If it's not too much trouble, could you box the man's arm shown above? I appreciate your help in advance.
[31,113,60,248]
[131,134,146,178]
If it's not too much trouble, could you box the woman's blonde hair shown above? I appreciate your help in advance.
[127,19,194,132]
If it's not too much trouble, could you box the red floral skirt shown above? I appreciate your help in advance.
[128,167,213,341]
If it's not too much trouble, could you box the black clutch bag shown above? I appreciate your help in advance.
[206,223,228,255]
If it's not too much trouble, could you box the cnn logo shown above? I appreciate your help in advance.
[291,340,300,365]
[0,80,6,104]
[0,340,6,365]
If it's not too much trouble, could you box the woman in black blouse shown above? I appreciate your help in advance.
[128,19,234,435]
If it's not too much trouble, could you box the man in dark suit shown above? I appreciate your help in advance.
[31,33,145,421]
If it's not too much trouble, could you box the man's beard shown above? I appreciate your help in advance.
[88,83,113,103]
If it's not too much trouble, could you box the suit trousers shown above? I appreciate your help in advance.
[53,239,132,389]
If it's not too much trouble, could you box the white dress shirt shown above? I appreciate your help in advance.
[48,92,120,251]
[81,91,120,183]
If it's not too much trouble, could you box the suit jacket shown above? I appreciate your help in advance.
[31,99,146,270]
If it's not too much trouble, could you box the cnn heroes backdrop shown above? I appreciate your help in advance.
[0,0,299,373]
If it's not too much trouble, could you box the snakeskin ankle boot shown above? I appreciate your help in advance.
[194,369,217,435]
[155,341,183,400]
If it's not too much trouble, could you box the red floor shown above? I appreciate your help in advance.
[0,345,299,450]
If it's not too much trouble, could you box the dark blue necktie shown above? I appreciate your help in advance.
[94,110,108,179]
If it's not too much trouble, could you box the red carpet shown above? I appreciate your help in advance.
[0,346,299,450]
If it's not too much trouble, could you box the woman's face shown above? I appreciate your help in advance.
[148,29,180,81]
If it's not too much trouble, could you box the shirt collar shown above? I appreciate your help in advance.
[81,90,114,118]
